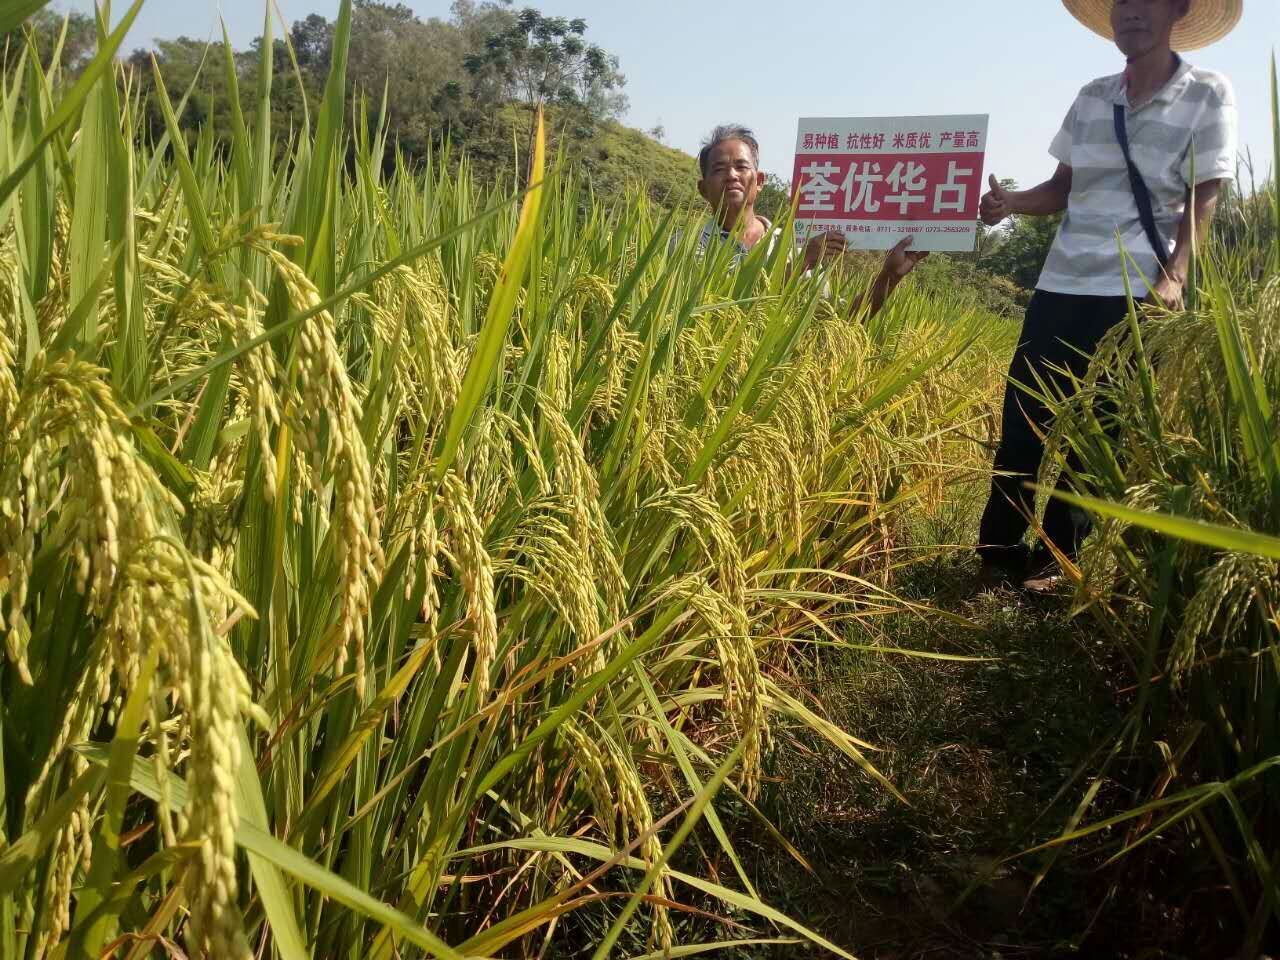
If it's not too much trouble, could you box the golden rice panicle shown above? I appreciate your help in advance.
[718,421,803,548]
[31,752,96,955]
[498,504,600,648]
[392,478,443,627]
[648,487,748,620]
[183,635,254,960]
[0,321,17,434]
[468,409,520,526]
[635,385,683,488]
[545,329,574,411]
[360,261,460,431]
[24,642,110,815]
[608,727,675,952]
[0,330,29,680]
[559,719,618,844]
[224,286,282,501]
[570,272,615,319]
[153,260,283,501]
[263,239,385,697]
[405,263,463,422]
[190,455,247,570]
[109,544,260,960]
[149,691,179,847]
[0,353,179,683]
[7,350,260,958]
[778,357,834,468]
[1171,552,1279,684]
[561,717,674,952]
[542,395,627,619]
[418,486,444,625]
[35,784,88,956]
[684,578,765,796]
[472,251,500,296]
[0,242,19,322]
[587,322,641,430]
[514,411,552,496]
[441,470,499,702]
[647,489,767,793]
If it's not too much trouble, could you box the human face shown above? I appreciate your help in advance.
[698,139,764,225]
[1110,0,1190,58]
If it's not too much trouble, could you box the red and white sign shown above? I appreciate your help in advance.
[791,115,989,253]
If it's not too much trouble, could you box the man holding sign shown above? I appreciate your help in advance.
[693,124,927,317]
[976,0,1239,593]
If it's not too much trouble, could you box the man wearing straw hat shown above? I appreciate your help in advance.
[976,0,1240,593]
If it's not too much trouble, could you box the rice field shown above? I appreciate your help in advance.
[0,2,1276,957]
[0,3,1010,957]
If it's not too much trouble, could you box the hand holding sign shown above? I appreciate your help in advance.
[801,230,848,272]
[884,236,930,279]
[980,174,1013,226]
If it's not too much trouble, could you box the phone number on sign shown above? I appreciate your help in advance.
[802,223,972,235]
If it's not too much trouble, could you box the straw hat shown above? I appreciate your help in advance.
[1062,0,1242,50]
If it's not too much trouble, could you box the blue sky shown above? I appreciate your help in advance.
[67,0,1277,190]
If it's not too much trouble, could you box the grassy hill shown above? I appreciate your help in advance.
[459,104,703,213]
[590,117,704,209]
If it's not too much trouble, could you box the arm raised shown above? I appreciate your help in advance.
[980,164,1072,225]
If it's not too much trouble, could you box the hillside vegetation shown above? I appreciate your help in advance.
[5,1,699,211]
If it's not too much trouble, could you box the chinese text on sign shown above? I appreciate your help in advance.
[792,115,989,253]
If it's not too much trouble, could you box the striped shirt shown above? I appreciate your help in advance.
[1037,57,1237,297]
[689,216,781,268]
[685,217,833,293]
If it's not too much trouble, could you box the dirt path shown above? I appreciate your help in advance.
[726,549,1224,959]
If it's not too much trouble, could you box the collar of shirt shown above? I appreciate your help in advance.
[1112,55,1196,110]
[698,215,774,253]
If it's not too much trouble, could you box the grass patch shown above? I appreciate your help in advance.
[721,500,1254,957]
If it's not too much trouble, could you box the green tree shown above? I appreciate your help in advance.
[755,173,793,223]
[2,8,95,75]
[127,36,247,143]
[977,180,1063,292]
[289,12,334,86]
[462,7,626,119]
[981,211,1063,291]
[345,1,477,157]
[115,0,674,214]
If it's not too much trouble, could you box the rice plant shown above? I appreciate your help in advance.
[0,3,1001,956]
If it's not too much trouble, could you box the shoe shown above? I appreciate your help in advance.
[1021,560,1067,596]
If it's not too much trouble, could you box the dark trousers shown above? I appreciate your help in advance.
[977,289,1131,568]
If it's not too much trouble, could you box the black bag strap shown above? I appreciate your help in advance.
[1113,103,1170,270]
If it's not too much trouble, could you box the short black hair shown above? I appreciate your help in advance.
[698,124,760,178]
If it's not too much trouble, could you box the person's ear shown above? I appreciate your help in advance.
[1174,0,1191,20]
[754,170,765,188]
[697,178,711,202]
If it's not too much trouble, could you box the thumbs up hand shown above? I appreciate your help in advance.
[980,174,1014,226]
